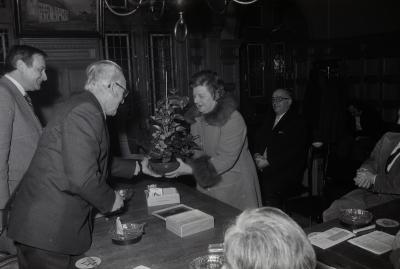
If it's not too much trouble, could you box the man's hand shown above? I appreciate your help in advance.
[141,157,162,178]
[164,158,193,178]
[111,191,124,212]
[354,168,376,189]
[254,154,269,171]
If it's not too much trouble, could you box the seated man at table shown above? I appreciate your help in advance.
[7,60,158,269]
[323,132,400,222]
[223,207,316,269]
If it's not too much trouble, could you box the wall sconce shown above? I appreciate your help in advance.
[273,54,285,74]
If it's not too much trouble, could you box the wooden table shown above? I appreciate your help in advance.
[306,198,400,269]
[84,177,241,269]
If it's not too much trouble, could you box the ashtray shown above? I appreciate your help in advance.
[116,188,134,201]
[340,208,373,227]
[110,222,145,245]
[189,254,225,269]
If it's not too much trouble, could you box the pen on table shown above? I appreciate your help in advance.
[352,224,376,234]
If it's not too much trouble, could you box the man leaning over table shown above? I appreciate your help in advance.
[323,132,400,222]
[0,45,47,254]
[7,60,159,269]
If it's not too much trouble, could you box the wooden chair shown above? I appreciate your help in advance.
[284,144,330,226]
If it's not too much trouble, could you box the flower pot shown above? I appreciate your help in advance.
[149,159,180,175]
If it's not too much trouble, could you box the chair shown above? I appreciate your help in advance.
[283,144,330,226]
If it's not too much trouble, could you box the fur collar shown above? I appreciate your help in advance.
[184,94,238,126]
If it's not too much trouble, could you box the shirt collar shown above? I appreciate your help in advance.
[4,74,27,96]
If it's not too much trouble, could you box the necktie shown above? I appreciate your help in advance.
[24,94,33,109]
[385,147,400,173]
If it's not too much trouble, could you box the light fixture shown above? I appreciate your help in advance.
[104,0,143,16]
[174,11,188,42]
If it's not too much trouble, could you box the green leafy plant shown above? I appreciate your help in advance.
[148,93,200,163]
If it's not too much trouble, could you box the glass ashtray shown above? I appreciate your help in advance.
[189,254,225,269]
[339,208,373,227]
[110,222,145,245]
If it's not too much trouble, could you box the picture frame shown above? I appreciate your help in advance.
[14,0,103,37]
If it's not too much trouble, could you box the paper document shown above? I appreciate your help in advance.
[348,230,394,255]
[308,227,355,249]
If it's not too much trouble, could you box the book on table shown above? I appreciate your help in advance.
[348,230,395,255]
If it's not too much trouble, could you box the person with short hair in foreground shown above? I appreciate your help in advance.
[223,207,316,269]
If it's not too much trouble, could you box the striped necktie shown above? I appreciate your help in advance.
[24,94,33,109]
[385,147,400,173]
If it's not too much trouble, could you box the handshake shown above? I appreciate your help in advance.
[253,152,269,171]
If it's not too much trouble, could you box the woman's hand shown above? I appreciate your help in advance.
[165,158,193,178]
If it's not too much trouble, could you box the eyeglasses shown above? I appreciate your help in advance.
[114,82,129,99]
[271,97,290,103]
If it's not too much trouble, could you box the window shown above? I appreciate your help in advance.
[104,32,132,87]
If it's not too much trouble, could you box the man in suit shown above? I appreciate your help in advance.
[0,45,47,254]
[323,132,400,221]
[253,88,307,207]
[7,60,158,269]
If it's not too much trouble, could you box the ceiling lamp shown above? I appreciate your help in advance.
[104,0,143,16]
[174,11,187,42]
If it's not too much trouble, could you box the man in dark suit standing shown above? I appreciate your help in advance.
[253,88,307,207]
[0,45,47,254]
[323,132,400,221]
[7,60,157,268]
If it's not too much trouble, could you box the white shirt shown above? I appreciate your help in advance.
[273,112,285,129]
[5,74,27,96]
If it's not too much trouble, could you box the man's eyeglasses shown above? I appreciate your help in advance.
[271,97,290,103]
[114,82,129,99]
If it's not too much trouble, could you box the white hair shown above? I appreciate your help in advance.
[224,207,316,269]
[84,60,123,92]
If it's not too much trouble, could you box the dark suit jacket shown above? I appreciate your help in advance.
[254,108,307,193]
[362,132,400,195]
[7,91,136,255]
[0,76,42,209]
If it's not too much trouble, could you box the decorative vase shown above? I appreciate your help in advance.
[149,158,180,175]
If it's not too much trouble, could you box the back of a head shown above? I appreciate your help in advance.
[84,60,123,92]
[224,207,316,269]
[5,45,47,73]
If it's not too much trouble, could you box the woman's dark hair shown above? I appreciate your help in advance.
[189,70,225,100]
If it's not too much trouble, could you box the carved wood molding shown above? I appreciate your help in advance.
[19,38,100,62]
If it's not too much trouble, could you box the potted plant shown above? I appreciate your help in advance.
[147,92,199,174]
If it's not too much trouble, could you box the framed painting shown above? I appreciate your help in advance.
[14,0,103,37]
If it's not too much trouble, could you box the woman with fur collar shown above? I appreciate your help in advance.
[165,70,262,210]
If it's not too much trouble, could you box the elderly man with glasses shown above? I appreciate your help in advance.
[7,60,159,269]
[253,88,308,208]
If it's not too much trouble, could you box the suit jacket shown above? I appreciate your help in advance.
[7,91,136,255]
[0,76,42,209]
[362,132,400,195]
[254,108,307,192]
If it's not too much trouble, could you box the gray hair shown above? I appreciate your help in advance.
[84,60,123,91]
[224,207,316,269]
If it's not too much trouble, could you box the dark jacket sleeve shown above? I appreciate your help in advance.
[110,157,137,178]
[188,155,221,188]
[62,104,115,213]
